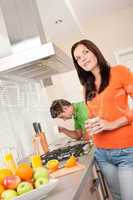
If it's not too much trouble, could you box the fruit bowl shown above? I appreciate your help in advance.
[13,178,58,200]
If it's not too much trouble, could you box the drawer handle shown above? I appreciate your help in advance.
[90,178,100,194]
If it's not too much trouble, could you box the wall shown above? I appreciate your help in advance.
[0,79,56,159]
[46,70,83,103]
[84,6,133,64]
[0,7,11,58]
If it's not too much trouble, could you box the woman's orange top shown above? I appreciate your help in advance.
[87,65,133,149]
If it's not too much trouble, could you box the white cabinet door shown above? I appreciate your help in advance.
[115,48,133,71]
[115,48,133,108]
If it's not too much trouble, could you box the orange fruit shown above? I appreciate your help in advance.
[64,156,77,168]
[46,159,59,172]
[0,184,5,196]
[16,163,33,181]
[0,169,13,184]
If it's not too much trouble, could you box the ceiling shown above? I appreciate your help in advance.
[37,0,133,47]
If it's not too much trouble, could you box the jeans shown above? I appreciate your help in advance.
[95,147,133,200]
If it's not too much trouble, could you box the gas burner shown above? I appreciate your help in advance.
[41,141,91,165]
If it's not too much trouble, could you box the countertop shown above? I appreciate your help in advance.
[45,150,95,200]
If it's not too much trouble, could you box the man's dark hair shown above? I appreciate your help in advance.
[50,99,71,118]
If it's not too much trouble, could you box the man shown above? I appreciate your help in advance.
[50,99,89,140]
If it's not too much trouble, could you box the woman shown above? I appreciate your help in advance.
[71,39,133,200]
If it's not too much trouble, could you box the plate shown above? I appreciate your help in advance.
[13,178,58,200]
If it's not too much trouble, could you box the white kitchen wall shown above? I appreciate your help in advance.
[46,70,83,103]
[84,6,133,65]
[0,7,12,58]
[0,78,57,158]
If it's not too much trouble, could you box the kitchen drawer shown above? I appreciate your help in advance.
[74,160,113,200]
[74,163,102,200]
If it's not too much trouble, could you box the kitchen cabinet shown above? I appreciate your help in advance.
[76,165,101,200]
[74,160,110,200]
[92,162,113,200]
[41,153,112,200]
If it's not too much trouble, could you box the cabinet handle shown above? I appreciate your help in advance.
[90,178,100,194]
[94,161,109,200]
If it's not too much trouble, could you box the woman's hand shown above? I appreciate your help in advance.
[85,117,117,135]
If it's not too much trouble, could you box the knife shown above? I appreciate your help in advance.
[38,122,42,133]
[33,122,39,135]
[37,122,49,154]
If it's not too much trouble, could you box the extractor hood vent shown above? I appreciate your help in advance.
[0,42,74,82]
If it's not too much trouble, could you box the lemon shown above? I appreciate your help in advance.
[64,156,77,168]
[46,159,59,172]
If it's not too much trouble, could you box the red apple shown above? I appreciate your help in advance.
[3,175,21,189]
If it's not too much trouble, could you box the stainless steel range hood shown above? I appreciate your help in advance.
[0,41,73,82]
[0,0,73,84]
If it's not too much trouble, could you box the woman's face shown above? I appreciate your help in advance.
[73,44,98,72]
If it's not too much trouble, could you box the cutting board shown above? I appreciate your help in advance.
[49,163,85,178]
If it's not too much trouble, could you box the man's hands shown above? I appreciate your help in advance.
[58,126,66,133]
[57,126,82,139]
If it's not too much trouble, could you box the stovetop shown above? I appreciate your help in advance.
[41,140,91,165]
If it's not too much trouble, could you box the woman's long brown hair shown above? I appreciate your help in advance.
[71,39,110,101]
